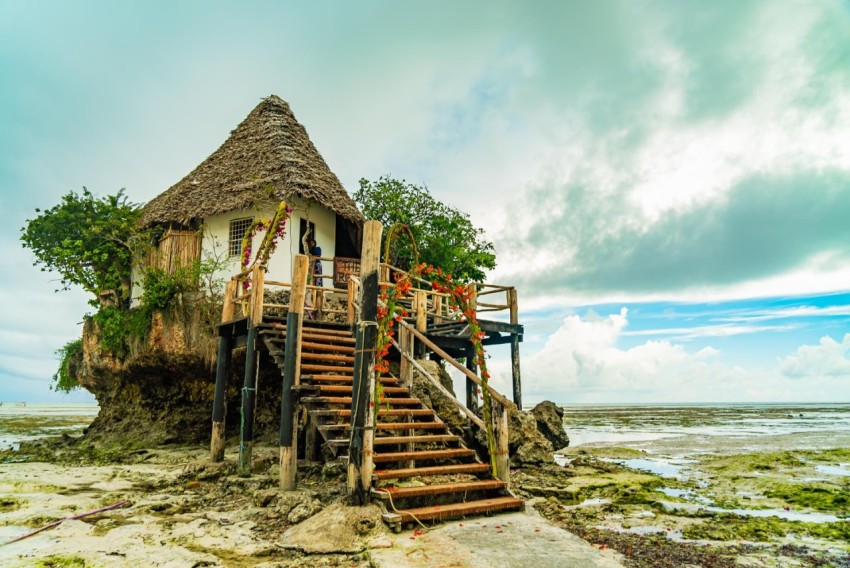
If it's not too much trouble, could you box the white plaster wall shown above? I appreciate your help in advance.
[131,198,339,306]
[202,196,337,289]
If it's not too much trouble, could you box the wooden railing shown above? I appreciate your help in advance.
[392,319,514,487]
[221,258,357,325]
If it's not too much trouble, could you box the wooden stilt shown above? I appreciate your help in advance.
[237,326,258,476]
[348,220,382,504]
[508,288,522,409]
[492,402,510,490]
[280,254,309,490]
[210,334,232,462]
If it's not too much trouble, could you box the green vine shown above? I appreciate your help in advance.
[52,338,83,392]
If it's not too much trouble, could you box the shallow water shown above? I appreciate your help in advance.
[0,403,99,450]
[560,403,850,450]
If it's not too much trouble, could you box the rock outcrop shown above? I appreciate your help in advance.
[531,401,570,450]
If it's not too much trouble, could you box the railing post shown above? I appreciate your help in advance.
[251,264,265,325]
[314,287,324,321]
[508,287,522,409]
[467,283,477,314]
[414,290,427,358]
[492,402,510,490]
[399,326,413,388]
[465,344,478,412]
[347,279,356,324]
[222,279,236,323]
[280,254,309,490]
[433,295,443,324]
[349,220,382,504]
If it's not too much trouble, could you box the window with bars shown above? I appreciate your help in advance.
[228,217,253,258]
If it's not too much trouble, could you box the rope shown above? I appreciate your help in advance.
[372,488,429,532]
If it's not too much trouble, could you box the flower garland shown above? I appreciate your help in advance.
[239,202,293,292]
[371,223,498,476]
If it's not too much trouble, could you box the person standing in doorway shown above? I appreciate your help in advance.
[301,228,323,287]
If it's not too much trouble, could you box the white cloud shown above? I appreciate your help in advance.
[514,308,742,403]
[781,333,850,378]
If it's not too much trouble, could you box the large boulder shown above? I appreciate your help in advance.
[409,359,470,435]
[531,401,570,451]
[508,408,554,466]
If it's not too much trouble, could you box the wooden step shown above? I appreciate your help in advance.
[301,341,356,353]
[316,385,408,395]
[372,448,475,463]
[301,374,399,385]
[266,331,356,345]
[373,434,461,446]
[391,496,524,522]
[303,396,422,406]
[301,353,355,364]
[373,463,490,480]
[301,326,353,337]
[319,421,448,432]
[301,364,355,373]
[310,408,434,418]
[372,480,506,500]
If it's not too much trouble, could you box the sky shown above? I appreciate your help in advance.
[2,0,850,404]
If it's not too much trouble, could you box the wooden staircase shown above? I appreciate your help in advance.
[259,320,523,530]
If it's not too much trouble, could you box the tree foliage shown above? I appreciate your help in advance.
[354,176,496,281]
[20,188,142,307]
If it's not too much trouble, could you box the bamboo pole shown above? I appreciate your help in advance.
[348,220,382,504]
[280,254,309,490]
[509,287,522,409]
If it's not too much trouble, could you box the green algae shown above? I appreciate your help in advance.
[0,496,24,511]
[33,556,95,568]
[765,482,850,515]
[683,514,850,543]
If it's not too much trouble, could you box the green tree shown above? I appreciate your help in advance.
[20,188,142,307]
[354,176,496,281]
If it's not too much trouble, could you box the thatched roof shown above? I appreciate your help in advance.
[141,95,363,227]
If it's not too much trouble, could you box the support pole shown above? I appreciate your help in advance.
[280,255,309,490]
[465,344,478,412]
[210,334,232,462]
[237,326,258,476]
[508,287,522,409]
[414,290,427,359]
[492,402,511,490]
[348,220,382,504]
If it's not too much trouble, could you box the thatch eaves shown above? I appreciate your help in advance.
[140,95,364,227]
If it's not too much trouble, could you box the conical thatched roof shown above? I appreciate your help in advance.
[140,95,363,227]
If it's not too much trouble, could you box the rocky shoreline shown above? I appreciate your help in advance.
[2,433,849,567]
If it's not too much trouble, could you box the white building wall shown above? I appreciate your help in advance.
[202,196,337,289]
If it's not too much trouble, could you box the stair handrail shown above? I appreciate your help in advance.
[389,335,485,429]
[394,318,513,486]
[397,319,515,411]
